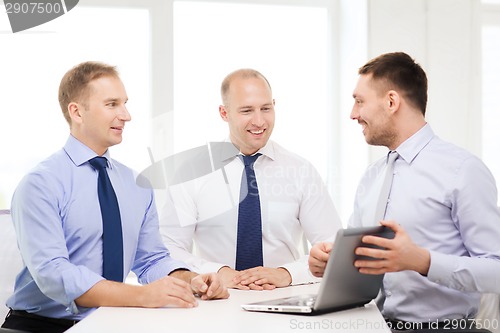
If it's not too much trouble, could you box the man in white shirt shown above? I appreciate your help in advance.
[309,52,500,330]
[160,69,341,290]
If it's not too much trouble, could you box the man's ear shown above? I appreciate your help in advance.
[68,102,83,124]
[219,105,229,122]
[387,90,400,113]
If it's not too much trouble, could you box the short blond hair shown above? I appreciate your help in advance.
[58,61,119,125]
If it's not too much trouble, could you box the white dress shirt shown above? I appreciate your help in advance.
[350,124,500,322]
[160,140,341,285]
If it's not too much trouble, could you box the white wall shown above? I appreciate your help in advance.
[365,0,482,163]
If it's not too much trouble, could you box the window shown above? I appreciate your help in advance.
[172,0,367,223]
[173,1,330,176]
[482,0,500,202]
[0,0,368,222]
[0,5,151,208]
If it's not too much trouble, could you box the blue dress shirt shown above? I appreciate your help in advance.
[350,124,500,322]
[7,135,188,320]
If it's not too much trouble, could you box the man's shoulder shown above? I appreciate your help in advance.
[108,158,154,195]
[26,149,71,179]
[267,141,314,166]
[13,149,72,202]
[424,136,479,166]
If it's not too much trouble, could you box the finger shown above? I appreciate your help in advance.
[358,267,388,275]
[168,279,198,302]
[309,257,327,268]
[204,275,222,298]
[309,269,324,278]
[191,276,209,295]
[232,283,250,290]
[239,276,261,285]
[164,286,198,307]
[165,279,194,296]
[261,283,276,290]
[247,283,264,291]
[311,246,331,262]
[308,259,328,276]
[233,267,261,282]
[380,220,400,232]
[253,278,269,285]
[236,271,262,285]
[361,235,392,248]
[355,246,387,259]
[204,281,228,300]
[309,263,326,277]
[164,295,198,308]
[322,242,334,253]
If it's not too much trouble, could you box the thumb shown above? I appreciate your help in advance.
[192,275,208,293]
[380,219,399,232]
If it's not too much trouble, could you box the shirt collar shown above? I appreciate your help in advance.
[394,123,435,164]
[219,138,276,163]
[253,140,276,161]
[63,135,114,168]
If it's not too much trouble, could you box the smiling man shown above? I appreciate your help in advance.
[309,52,500,332]
[160,69,341,290]
[2,62,228,333]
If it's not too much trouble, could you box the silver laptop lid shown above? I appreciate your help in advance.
[313,225,394,313]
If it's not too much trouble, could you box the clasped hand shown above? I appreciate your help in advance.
[218,266,292,290]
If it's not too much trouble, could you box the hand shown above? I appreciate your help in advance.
[354,220,430,275]
[217,266,252,290]
[308,242,333,277]
[190,273,229,300]
[233,267,291,289]
[140,276,198,308]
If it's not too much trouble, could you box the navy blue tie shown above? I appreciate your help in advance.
[236,153,263,271]
[89,156,124,282]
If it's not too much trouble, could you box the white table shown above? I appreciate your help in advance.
[66,283,390,333]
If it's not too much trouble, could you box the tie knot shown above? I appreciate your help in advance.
[241,153,261,167]
[387,151,398,165]
[89,156,108,171]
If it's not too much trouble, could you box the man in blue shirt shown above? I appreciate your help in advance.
[2,62,228,333]
[309,52,500,331]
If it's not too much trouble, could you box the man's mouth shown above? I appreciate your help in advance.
[249,129,264,135]
[358,121,367,133]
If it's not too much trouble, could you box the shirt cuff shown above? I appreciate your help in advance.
[138,258,191,284]
[427,250,457,288]
[198,261,228,274]
[280,259,322,285]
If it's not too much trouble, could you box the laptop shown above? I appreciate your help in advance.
[241,225,395,315]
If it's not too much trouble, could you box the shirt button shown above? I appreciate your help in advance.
[386,290,392,296]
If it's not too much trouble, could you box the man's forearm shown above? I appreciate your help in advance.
[75,280,144,308]
[169,269,197,284]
